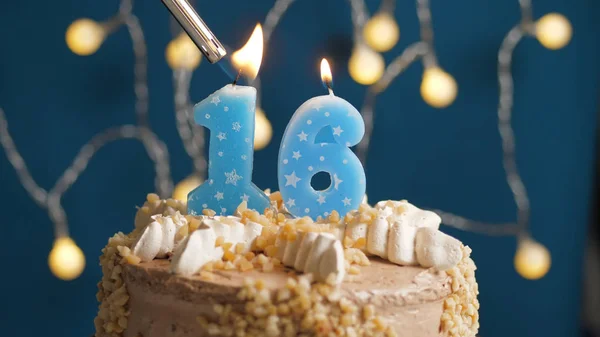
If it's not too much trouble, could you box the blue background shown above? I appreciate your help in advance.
[1,0,598,336]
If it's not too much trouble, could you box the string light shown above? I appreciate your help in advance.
[65,19,106,56]
[2,0,173,281]
[166,34,202,70]
[172,175,203,202]
[514,239,551,280]
[2,0,573,283]
[420,66,458,108]
[254,107,273,150]
[348,44,385,85]
[363,12,400,52]
[48,237,85,281]
[535,13,572,50]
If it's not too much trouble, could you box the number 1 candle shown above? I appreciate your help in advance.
[278,59,366,219]
[187,25,270,216]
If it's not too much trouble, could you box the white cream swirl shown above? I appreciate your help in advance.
[131,213,187,262]
[343,200,462,271]
[170,216,264,276]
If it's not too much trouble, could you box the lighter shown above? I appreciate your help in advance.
[161,0,227,64]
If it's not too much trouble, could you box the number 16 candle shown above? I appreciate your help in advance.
[278,59,366,219]
[187,25,270,216]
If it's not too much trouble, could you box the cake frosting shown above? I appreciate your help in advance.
[94,193,479,337]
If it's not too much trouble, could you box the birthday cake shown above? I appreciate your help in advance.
[94,193,479,337]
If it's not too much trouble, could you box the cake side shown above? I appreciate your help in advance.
[94,194,479,337]
[121,257,453,337]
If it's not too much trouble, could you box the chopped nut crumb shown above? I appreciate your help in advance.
[202,209,216,216]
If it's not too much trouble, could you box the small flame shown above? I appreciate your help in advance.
[231,24,264,80]
[320,58,333,87]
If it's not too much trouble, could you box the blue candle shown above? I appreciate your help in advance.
[278,60,366,219]
[187,84,270,216]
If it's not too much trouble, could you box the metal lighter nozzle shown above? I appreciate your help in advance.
[161,0,227,63]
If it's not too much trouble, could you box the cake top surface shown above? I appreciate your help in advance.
[125,256,452,306]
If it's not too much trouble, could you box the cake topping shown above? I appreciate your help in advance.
[129,195,465,284]
[131,213,187,262]
[415,227,463,271]
[170,226,224,276]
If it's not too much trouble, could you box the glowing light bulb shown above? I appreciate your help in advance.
[363,12,400,52]
[536,13,572,50]
[254,107,272,150]
[48,237,85,281]
[420,67,457,108]
[166,34,202,70]
[173,175,204,203]
[514,239,551,280]
[348,44,385,85]
[66,19,105,56]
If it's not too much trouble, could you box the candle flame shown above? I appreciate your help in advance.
[320,58,333,87]
[231,24,263,81]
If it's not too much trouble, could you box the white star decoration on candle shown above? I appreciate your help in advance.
[217,132,227,141]
[224,169,243,186]
[215,191,224,200]
[317,194,326,205]
[342,197,352,206]
[332,126,344,136]
[324,112,330,117]
[224,106,229,112]
[210,96,221,105]
[232,122,241,131]
[241,155,247,160]
[284,171,301,188]
[308,166,314,171]
[286,198,296,207]
[240,194,250,202]
[297,131,308,142]
[333,173,343,190]
[292,151,302,160]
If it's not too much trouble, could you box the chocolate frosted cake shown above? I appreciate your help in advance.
[94,193,479,337]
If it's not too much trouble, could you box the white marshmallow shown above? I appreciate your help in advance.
[294,231,319,272]
[375,200,417,213]
[275,235,288,261]
[387,208,441,265]
[203,219,231,240]
[345,219,368,250]
[415,228,463,271]
[332,224,347,241]
[171,226,224,276]
[228,221,245,248]
[367,215,389,258]
[241,221,263,253]
[283,231,305,267]
[317,240,345,284]
[132,221,162,262]
[304,233,336,275]
[156,217,178,258]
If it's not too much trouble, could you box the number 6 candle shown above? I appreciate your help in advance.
[187,25,271,216]
[278,59,366,219]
